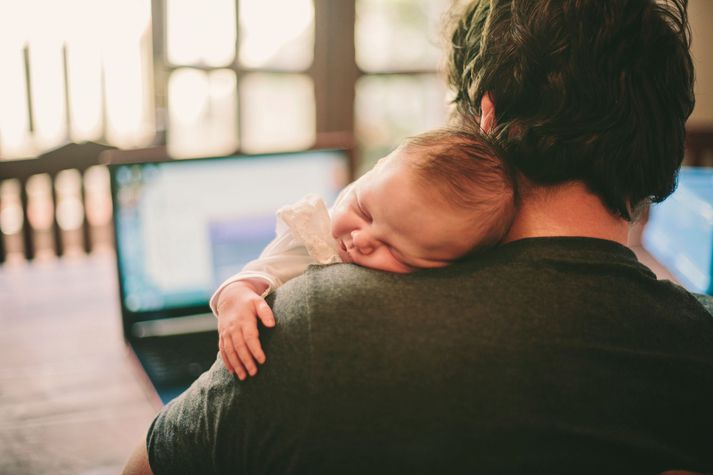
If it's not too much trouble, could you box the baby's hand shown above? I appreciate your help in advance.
[215,280,275,380]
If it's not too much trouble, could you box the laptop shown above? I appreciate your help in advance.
[108,148,351,403]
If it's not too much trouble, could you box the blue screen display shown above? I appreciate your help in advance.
[644,167,713,295]
[112,150,349,313]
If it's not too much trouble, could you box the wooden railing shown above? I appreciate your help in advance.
[0,142,116,263]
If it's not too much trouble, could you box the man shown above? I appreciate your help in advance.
[124,0,713,473]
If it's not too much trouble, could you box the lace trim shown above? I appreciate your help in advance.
[276,194,341,264]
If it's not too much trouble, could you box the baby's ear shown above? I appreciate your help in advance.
[479,93,495,133]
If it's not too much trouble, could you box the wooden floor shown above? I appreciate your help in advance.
[0,244,681,475]
[0,251,159,475]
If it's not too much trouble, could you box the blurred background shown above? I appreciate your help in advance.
[0,0,712,262]
[1,1,713,474]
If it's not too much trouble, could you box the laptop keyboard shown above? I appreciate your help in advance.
[134,331,219,386]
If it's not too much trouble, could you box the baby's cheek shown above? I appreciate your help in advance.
[360,248,408,274]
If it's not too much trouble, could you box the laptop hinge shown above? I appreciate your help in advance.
[132,313,217,338]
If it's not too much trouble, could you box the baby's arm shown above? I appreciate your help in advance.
[211,224,318,380]
[214,277,272,380]
[211,194,340,379]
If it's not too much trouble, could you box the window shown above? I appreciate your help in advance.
[354,0,452,172]
[1,0,453,171]
[0,0,155,158]
[157,0,452,168]
[162,0,316,158]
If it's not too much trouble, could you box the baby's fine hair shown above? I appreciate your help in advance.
[402,127,517,250]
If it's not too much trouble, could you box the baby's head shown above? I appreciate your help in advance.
[331,127,516,273]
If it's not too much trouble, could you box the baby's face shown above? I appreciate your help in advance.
[330,148,478,273]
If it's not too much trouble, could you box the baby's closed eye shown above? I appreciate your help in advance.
[355,194,372,222]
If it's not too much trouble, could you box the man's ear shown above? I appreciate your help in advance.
[480,93,495,133]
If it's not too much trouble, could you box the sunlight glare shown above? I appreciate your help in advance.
[167,0,236,67]
[0,43,34,158]
[170,69,209,124]
[101,0,155,148]
[239,73,315,153]
[65,0,104,142]
[239,0,314,69]
[0,0,155,156]
[167,69,238,158]
[26,0,67,150]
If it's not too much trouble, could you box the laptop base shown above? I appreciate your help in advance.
[131,331,219,404]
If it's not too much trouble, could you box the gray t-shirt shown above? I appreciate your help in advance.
[147,237,713,474]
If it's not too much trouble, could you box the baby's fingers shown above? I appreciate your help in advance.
[242,322,266,366]
[220,335,246,380]
[218,339,233,373]
[232,330,258,377]
[256,301,275,328]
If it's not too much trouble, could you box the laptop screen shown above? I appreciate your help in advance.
[110,149,350,321]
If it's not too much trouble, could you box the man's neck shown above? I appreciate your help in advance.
[504,179,629,245]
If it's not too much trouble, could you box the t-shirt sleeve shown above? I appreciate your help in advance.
[146,273,317,474]
[146,364,228,475]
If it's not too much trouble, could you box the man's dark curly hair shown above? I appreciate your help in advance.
[447,0,695,220]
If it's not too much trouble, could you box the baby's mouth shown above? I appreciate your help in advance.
[337,240,353,262]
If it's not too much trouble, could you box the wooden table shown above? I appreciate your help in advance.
[0,251,159,475]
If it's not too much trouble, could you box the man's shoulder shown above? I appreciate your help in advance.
[272,263,406,311]
[269,260,497,328]
[275,261,481,304]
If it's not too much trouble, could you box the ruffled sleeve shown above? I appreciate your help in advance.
[276,194,341,265]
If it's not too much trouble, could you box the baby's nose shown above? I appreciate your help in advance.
[351,230,374,255]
